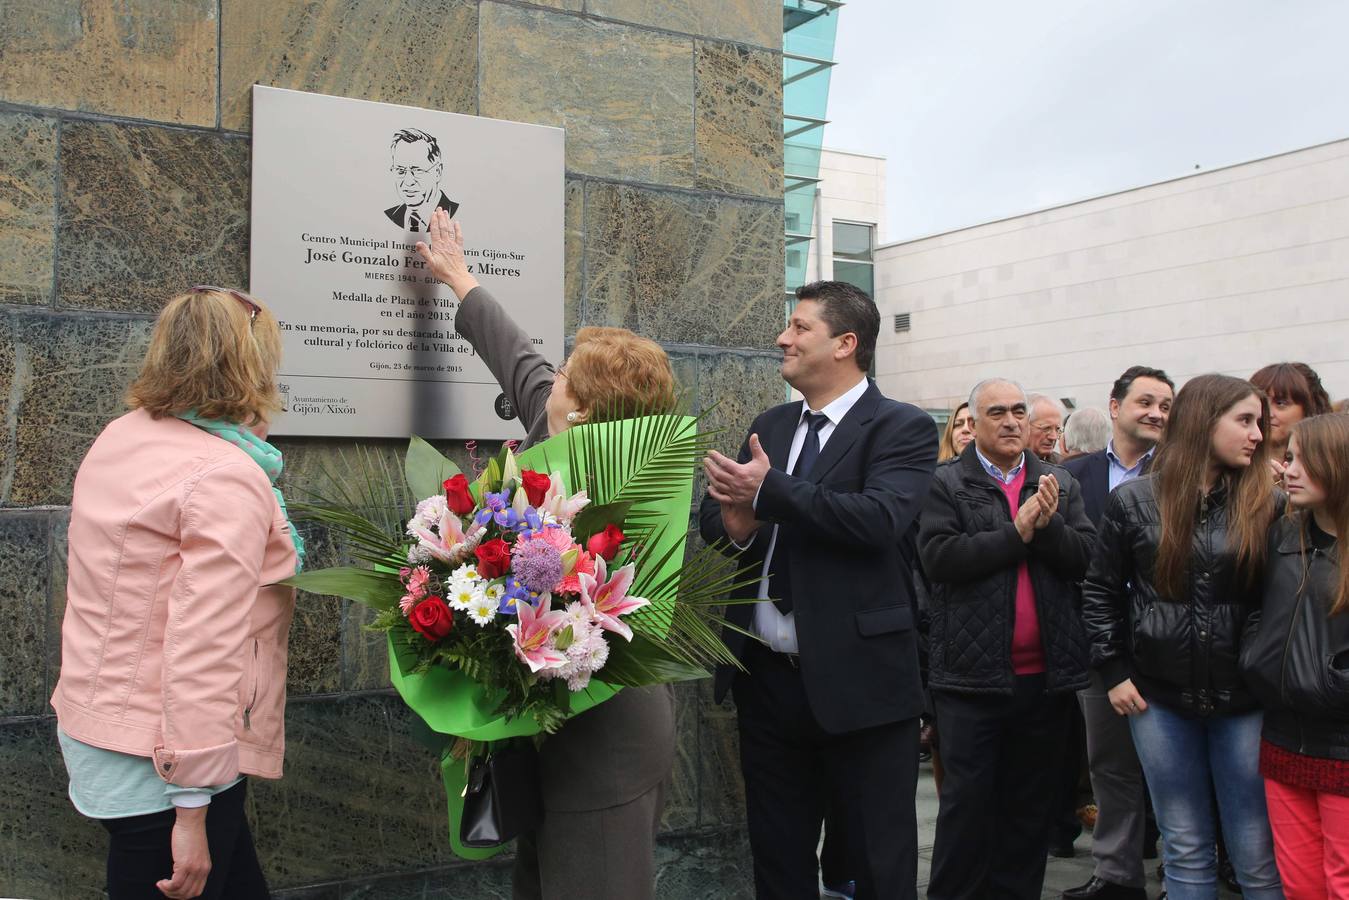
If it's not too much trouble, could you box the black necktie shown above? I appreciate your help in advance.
[768,412,829,615]
[408,211,422,232]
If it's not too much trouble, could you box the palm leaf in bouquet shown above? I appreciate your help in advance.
[282,407,757,859]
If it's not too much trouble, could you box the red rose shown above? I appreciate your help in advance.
[586,524,625,562]
[409,595,455,641]
[443,474,475,517]
[520,470,552,509]
[475,538,512,578]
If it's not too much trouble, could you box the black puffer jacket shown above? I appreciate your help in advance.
[918,446,1096,696]
[1081,475,1271,717]
[1242,516,1349,759]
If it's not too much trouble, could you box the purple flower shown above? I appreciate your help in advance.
[499,577,535,615]
[475,489,512,528]
[514,506,545,537]
[511,534,564,594]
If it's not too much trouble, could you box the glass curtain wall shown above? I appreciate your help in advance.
[783,1,842,309]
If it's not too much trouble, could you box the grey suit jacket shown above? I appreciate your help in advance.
[453,286,675,811]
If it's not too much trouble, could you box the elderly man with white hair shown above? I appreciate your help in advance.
[1027,393,1068,462]
[1062,408,1111,460]
[919,378,1097,900]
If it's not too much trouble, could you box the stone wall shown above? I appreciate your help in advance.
[0,2,784,897]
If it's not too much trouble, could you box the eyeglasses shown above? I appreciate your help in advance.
[1032,423,1065,436]
[391,165,436,179]
[191,285,261,323]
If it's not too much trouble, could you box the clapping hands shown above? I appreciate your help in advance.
[1014,474,1059,543]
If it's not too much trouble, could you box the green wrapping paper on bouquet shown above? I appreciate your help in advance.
[285,414,749,859]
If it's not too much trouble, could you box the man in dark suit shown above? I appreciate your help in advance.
[700,280,938,900]
[1060,365,1173,900]
[384,128,458,232]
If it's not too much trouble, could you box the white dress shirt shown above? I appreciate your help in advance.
[740,377,870,653]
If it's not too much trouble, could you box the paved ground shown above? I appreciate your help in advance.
[906,759,1240,899]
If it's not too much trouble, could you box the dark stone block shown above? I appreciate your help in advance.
[654,826,754,899]
[661,680,700,833]
[56,120,249,313]
[0,512,50,716]
[696,679,746,829]
[698,352,787,457]
[0,310,152,507]
[583,183,784,348]
[222,0,478,131]
[0,0,217,125]
[480,5,695,187]
[337,861,514,899]
[695,42,782,198]
[249,693,455,890]
[0,717,107,900]
[0,111,57,305]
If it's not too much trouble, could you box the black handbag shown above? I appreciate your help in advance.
[459,741,543,848]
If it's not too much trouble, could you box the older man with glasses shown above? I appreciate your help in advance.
[1027,393,1067,463]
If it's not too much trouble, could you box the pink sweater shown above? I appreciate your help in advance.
[1000,469,1046,675]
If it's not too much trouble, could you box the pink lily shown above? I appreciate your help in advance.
[505,593,568,672]
[578,556,650,641]
[406,504,467,563]
[541,472,590,522]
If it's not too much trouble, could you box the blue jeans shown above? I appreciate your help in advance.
[1128,702,1282,900]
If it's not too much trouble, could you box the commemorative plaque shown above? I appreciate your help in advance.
[249,85,565,438]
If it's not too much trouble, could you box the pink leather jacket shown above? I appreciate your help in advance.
[52,409,298,787]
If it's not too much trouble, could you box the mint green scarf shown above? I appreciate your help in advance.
[176,412,305,572]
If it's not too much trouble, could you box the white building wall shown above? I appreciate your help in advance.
[805,148,887,283]
[872,139,1349,414]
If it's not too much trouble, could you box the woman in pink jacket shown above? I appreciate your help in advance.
[52,286,304,900]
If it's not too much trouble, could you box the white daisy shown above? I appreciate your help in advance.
[448,581,477,611]
[467,596,497,626]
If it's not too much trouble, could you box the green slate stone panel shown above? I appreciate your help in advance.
[0,512,50,716]
[0,112,57,305]
[696,351,786,456]
[221,0,479,131]
[697,679,747,828]
[695,41,782,199]
[583,183,784,347]
[286,522,342,696]
[250,694,455,888]
[587,0,780,49]
[0,310,152,507]
[56,121,249,314]
[0,718,107,900]
[661,680,699,832]
[480,5,695,188]
[0,0,217,126]
[564,178,584,335]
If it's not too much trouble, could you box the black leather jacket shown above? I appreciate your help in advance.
[1242,516,1349,759]
[919,447,1096,696]
[1081,475,1267,717]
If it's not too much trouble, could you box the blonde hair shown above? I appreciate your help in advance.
[565,327,677,421]
[938,401,970,462]
[127,288,283,425]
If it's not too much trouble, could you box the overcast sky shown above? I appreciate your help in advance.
[826,1,1349,244]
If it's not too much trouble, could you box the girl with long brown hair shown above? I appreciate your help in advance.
[1242,413,1349,898]
[1081,374,1283,899]
[1250,362,1333,482]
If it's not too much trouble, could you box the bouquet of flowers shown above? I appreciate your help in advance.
[284,413,749,856]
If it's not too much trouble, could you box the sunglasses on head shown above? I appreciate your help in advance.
[190,285,261,322]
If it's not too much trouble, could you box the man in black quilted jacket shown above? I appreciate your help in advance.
[919,377,1097,900]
